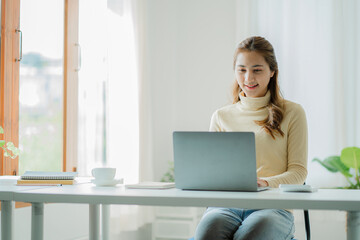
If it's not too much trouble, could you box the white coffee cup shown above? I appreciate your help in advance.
[92,167,116,181]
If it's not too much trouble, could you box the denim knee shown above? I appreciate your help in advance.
[234,209,294,240]
[195,208,294,240]
[195,208,242,240]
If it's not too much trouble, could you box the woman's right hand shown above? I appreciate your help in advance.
[257,178,269,187]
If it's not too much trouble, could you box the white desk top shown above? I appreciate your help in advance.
[0,185,55,201]
[12,183,360,211]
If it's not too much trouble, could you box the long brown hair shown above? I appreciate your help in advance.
[232,36,284,139]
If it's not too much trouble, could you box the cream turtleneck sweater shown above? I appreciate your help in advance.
[210,91,308,188]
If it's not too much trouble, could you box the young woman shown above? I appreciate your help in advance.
[194,36,308,240]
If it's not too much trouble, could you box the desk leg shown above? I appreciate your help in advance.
[347,211,360,240]
[1,200,13,240]
[89,204,100,240]
[102,204,110,240]
[31,202,44,240]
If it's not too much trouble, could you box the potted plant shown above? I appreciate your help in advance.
[0,126,20,159]
[313,147,360,189]
[161,161,174,182]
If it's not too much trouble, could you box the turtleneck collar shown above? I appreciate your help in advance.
[238,90,271,110]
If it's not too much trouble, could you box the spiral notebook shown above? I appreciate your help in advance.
[21,171,78,180]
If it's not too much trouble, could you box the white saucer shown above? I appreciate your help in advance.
[91,178,123,187]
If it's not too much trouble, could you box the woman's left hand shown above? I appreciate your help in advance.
[257,178,269,187]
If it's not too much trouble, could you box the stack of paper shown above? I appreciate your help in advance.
[125,182,175,189]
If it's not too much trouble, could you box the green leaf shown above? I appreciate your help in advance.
[0,126,4,134]
[0,140,5,148]
[312,156,352,177]
[13,148,20,155]
[312,157,338,172]
[7,143,18,152]
[341,147,360,170]
[328,156,353,177]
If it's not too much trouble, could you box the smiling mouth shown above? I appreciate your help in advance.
[245,84,259,89]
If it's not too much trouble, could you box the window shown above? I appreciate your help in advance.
[0,0,79,176]
[18,0,64,175]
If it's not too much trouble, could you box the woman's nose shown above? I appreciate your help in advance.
[245,72,253,82]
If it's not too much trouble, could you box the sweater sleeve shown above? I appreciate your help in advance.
[262,104,308,188]
[209,110,222,131]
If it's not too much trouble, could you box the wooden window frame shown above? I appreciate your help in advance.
[0,0,20,176]
[0,0,79,208]
[64,0,79,173]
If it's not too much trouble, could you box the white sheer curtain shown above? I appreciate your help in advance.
[236,0,360,188]
[107,0,154,235]
[77,0,154,236]
[78,0,108,173]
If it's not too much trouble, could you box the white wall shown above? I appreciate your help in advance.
[145,0,237,181]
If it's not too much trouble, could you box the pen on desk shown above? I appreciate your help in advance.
[16,183,63,186]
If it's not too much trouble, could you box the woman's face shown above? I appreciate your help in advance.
[235,51,274,98]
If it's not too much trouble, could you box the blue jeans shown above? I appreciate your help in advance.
[194,208,295,240]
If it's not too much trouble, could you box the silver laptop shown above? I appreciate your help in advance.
[173,131,269,192]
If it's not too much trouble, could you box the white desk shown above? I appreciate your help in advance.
[0,185,54,240]
[0,186,16,240]
[10,184,360,240]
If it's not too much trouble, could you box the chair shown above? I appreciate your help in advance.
[302,181,311,240]
[304,208,311,240]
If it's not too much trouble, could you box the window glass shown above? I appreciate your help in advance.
[18,0,64,175]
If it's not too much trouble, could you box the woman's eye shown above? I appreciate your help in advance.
[238,69,246,72]
[254,69,262,73]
